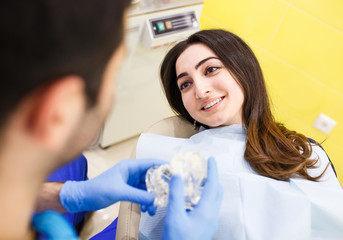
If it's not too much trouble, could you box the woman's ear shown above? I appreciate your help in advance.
[26,75,86,152]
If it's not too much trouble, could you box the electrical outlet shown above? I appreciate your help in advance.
[313,113,337,134]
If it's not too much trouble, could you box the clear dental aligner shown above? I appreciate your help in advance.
[145,151,207,210]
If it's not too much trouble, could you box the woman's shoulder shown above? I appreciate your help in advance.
[307,140,340,187]
[308,138,337,177]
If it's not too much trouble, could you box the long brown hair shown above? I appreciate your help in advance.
[160,29,327,181]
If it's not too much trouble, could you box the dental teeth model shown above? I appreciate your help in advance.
[145,151,207,210]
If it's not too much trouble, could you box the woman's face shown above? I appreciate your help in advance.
[175,43,244,127]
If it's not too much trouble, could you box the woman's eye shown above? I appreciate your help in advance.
[180,82,191,91]
[205,66,219,75]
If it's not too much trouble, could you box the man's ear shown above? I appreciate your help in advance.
[27,75,86,152]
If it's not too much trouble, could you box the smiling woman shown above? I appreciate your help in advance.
[161,29,328,181]
[136,29,343,240]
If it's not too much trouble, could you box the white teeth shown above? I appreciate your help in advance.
[203,97,222,110]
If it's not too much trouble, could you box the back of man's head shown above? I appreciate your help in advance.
[0,0,130,126]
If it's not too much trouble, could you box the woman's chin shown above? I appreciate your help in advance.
[205,122,223,128]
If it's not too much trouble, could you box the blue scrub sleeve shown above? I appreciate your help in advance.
[39,154,118,239]
[46,154,88,230]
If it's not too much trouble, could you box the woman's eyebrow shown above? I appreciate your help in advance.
[177,72,188,80]
[176,56,219,80]
[195,56,219,69]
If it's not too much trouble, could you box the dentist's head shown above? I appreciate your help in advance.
[0,0,131,169]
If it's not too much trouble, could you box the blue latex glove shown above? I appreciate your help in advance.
[60,158,165,213]
[32,210,79,240]
[162,157,223,240]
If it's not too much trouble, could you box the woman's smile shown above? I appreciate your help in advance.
[201,96,224,111]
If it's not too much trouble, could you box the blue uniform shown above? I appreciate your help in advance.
[35,155,117,239]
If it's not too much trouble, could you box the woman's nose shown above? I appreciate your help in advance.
[194,80,211,99]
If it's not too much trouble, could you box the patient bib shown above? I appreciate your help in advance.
[137,125,343,240]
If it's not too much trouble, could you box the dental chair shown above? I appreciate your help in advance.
[115,115,197,240]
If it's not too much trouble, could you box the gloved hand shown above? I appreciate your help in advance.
[32,210,79,239]
[59,158,165,213]
[162,157,223,240]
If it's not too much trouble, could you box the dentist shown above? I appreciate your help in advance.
[0,0,222,239]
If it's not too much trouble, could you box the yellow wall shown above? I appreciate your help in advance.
[200,0,343,184]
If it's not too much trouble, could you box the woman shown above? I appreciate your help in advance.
[137,29,343,239]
